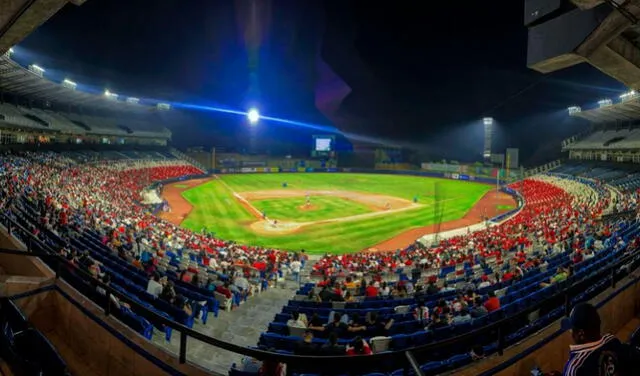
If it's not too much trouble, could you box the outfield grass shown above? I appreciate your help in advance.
[251,196,373,222]
[180,173,491,254]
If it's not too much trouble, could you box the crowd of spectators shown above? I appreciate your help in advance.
[0,152,303,317]
[311,175,613,278]
[264,173,640,360]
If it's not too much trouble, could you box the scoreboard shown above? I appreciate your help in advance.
[311,135,335,158]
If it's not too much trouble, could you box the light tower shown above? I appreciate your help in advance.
[483,117,493,160]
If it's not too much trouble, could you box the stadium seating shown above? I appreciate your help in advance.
[0,299,68,375]
[0,102,170,139]
[0,150,293,345]
[565,128,640,150]
[248,172,640,374]
[1,149,639,375]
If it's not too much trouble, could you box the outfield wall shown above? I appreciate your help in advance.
[146,168,515,196]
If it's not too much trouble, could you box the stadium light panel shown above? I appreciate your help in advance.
[29,64,45,77]
[247,108,260,124]
[126,97,140,104]
[157,103,171,111]
[597,98,612,108]
[620,90,637,102]
[7,47,14,56]
[483,117,493,125]
[567,106,582,115]
[104,90,118,100]
[62,79,77,90]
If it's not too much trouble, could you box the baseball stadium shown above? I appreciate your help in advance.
[0,1,639,376]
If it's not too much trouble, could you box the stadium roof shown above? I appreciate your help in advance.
[527,1,640,90]
[571,96,640,123]
[0,53,166,113]
[0,0,85,56]
[0,1,170,114]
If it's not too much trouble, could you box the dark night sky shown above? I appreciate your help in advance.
[15,0,626,164]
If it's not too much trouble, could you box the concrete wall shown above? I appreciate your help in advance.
[0,228,54,279]
[14,281,213,376]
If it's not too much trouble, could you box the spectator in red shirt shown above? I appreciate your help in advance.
[216,282,232,299]
[346,337,372,356]
[484,291,501,313]
[365,282,379,297]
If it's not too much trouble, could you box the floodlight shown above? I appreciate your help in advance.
[7,47,14,56]
[104,90,118,100]
[62,79,77,90]
[126,97,140,104]
[567,106,582,115]
[597,98,612,108]
[247,108,260,124]
[483,117,493,125]
[29,64,45,77]
[157,103,171,111]
[620,90,637,102]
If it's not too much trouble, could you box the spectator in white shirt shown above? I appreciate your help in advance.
[287,312,306,328]
[290,259,302,283]
[146,274,163,298]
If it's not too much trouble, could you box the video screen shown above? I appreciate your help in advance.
[315,138,332,152]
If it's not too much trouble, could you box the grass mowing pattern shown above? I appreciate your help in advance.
[251,196,373,222]
[180,173,491,254]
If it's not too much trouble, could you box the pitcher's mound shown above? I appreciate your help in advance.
[298,204,317,211]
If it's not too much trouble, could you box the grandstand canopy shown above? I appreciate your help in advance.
[527,1,640,91]
[0,54,159,113]
[571,97,640,123]
[0,0,85,56]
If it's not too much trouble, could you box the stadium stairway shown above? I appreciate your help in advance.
[149,261,313,373]
[169,148,208,173]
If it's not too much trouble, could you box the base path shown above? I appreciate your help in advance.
[367,190,518,252]
[157,178,211,225]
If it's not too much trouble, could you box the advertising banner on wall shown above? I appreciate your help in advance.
[421,163,462,173]
[241,167,256,173]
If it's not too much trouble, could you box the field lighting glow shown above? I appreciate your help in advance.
[247,108,260,124]
[169,102,338,133]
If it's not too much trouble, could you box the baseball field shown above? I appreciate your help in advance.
[160,173,517,254]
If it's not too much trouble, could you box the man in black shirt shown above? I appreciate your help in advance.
[321,333,346,355]
[324,313,349,338]
[562,303,640,376]
[365,312,394,337]
[295,330,318,355]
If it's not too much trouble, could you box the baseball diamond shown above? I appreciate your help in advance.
[159,173,517,254]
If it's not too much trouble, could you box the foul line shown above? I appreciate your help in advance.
[213,175,264,219]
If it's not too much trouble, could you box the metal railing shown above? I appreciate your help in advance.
[1,211,639,375]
